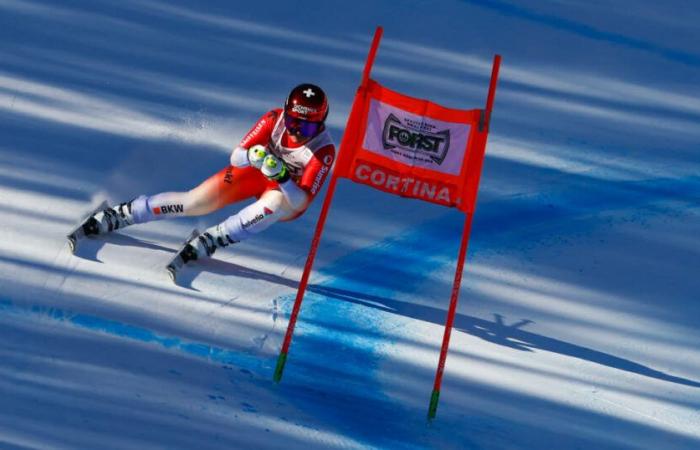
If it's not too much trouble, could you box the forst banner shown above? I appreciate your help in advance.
[335,79,487,213]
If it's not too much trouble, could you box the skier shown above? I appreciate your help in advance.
[71,83,335,278]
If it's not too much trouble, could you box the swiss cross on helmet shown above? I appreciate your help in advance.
[284,83,329,123]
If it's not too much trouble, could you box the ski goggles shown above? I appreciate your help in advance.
[284,114,322,138]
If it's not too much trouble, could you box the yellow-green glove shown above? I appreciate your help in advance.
[261,154,289,182]
[247,145,268,169]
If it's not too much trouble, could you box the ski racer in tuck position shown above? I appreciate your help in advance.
[70,84,335,280]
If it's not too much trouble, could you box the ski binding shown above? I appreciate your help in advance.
[165,229,200,283]
[67,200,109,254]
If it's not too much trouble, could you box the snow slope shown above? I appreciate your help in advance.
[1,0,699,448]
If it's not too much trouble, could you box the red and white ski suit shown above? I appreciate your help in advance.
[130,109,335,242]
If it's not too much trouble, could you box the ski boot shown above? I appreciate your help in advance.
[83,201,135,236]
[166,225,235,283]
[68,200,136,253]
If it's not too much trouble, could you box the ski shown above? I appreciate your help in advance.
[67,200,109,254]
[165,229,200,284]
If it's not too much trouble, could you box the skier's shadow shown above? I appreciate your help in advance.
[209,260,700,389]
[70,234,174,263]
[169,266,202,292]
[73,233,203,290]
[69,238,105,263]
[320,285,700,389]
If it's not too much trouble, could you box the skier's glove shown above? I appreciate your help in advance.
[247,145,268,169]
[261,154,290,182]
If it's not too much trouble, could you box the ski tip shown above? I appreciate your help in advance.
[67,235,77,254]
[166,265,177,284]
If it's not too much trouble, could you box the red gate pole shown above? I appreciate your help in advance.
[427,54,501,419]
[484,55,502,131]
[427,211,475,419]
[274,26,384,383]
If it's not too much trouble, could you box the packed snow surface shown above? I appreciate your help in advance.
[1,1,699,449]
